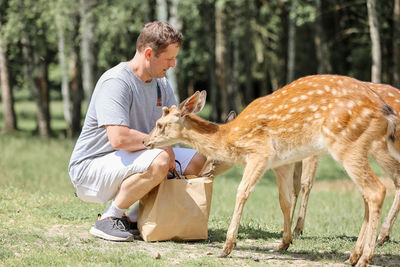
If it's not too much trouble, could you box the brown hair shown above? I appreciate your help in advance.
[136,21,183,57]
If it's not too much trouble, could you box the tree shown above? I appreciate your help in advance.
[80,0,96,105]
[286,0,297,83]
[314,0,332,74]
[0,20,17,132]
[394,0,400,88]
[367,0,382,83]
[56,0,72,137]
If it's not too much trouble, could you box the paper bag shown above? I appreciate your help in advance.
[138,176,213,242]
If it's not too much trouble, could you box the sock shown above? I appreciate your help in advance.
[126,202,139,222]
[101,201,127,220]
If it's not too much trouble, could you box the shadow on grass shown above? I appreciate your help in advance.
[208,227,400,266]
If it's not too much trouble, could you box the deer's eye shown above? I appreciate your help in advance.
[157,122,162,129]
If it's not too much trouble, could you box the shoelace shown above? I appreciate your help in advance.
[112,217,129,231]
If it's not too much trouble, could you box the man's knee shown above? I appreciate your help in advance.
[148,151,170,177]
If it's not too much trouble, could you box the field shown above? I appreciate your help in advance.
[1,101,400,266]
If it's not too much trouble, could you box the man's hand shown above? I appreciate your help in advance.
[160,145,176,171]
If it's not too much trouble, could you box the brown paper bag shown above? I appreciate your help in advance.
[138,176,213,242]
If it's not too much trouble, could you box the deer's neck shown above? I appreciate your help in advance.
[181,115,228,160]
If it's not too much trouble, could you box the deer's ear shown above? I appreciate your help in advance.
[162,106,170,116]
[225,110,237,123]
[178,90,207,117]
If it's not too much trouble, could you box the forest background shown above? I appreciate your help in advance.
[0,0,399,138]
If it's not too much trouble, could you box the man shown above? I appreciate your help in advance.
[68,21,206,241]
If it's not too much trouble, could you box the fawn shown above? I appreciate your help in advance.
[143,75,400,267]
[292,82,400,247]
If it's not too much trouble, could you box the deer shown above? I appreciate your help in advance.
[291,82,400,247]
[143,74,400,267]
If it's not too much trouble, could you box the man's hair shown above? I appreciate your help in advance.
[136,21,183,57]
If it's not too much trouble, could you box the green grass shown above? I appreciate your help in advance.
[0,101,399,266]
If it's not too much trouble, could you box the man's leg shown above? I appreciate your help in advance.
[183,152,206,176]
[114,151,169,209]
[90,151,170,241]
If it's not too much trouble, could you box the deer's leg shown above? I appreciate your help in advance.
[373,147,400,246]
[293,156,319,237]
[219,157,268,258]
[335,155,385,267]
[273,164,295,250]
[291,161,302,223]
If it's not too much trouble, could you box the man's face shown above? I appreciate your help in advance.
[147,43,179,78]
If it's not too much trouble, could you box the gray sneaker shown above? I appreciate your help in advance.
[89,214,134,242]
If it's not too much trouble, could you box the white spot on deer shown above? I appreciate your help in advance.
[300,95,308,100]
[281,90,287,94]
[341,131,347,137]
[328,103,333,109]
[321,106,327,111]
[289,107,297,113]
[234,127,240,131]
[309,105,319,112]
[252,114,256,117]
[338,80,344,85]
[388,93,394,97]
[244,115,249,119]
[351,124,357,129]
[282,114,292,121]
[362,109,372,117]
[290,82,297,88]
[258,114,267,119]
[306,116,313,122]
[331,110,336,116]
[395,99,400,103]
[331,88,337,95]
[291,97,299,102]
[347,101,355,108]
[298,106,306,112]
[273,107,279,112]
[307,90,315,96]
[348,110,352,116]
[324,85,330,92]
[293,123,300,128]
[314,113,321,119]
[356,117,363,124]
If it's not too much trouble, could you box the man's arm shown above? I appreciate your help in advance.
[106,125,176,170]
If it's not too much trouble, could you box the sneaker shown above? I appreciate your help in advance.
[121,214,140,236]
[90,214,134,241]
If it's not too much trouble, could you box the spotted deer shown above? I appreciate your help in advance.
[143,75,400,267]
[292,82,400,247]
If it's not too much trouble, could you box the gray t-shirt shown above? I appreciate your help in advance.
[68,62,178,185]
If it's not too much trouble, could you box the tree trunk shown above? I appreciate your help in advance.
[0,27,17,132]
[56,9,72,138]
[204,2,218,121]
[367,0,382,83]
[215,1,228,121]
[394,0,400,88]
[286,0,297,84]
[21,31,51,137]
[70,13,83,137]
[168,0,181,101]
[80,0,95,105]
[243,0,253,104]
[314,0,332,74]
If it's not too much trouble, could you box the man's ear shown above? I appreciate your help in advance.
[144,47,152,59]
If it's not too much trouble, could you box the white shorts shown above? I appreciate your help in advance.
[75,148,197,204]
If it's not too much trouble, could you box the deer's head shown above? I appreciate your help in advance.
[143,90,207,149]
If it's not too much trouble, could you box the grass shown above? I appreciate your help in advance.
[1,101,400,266]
